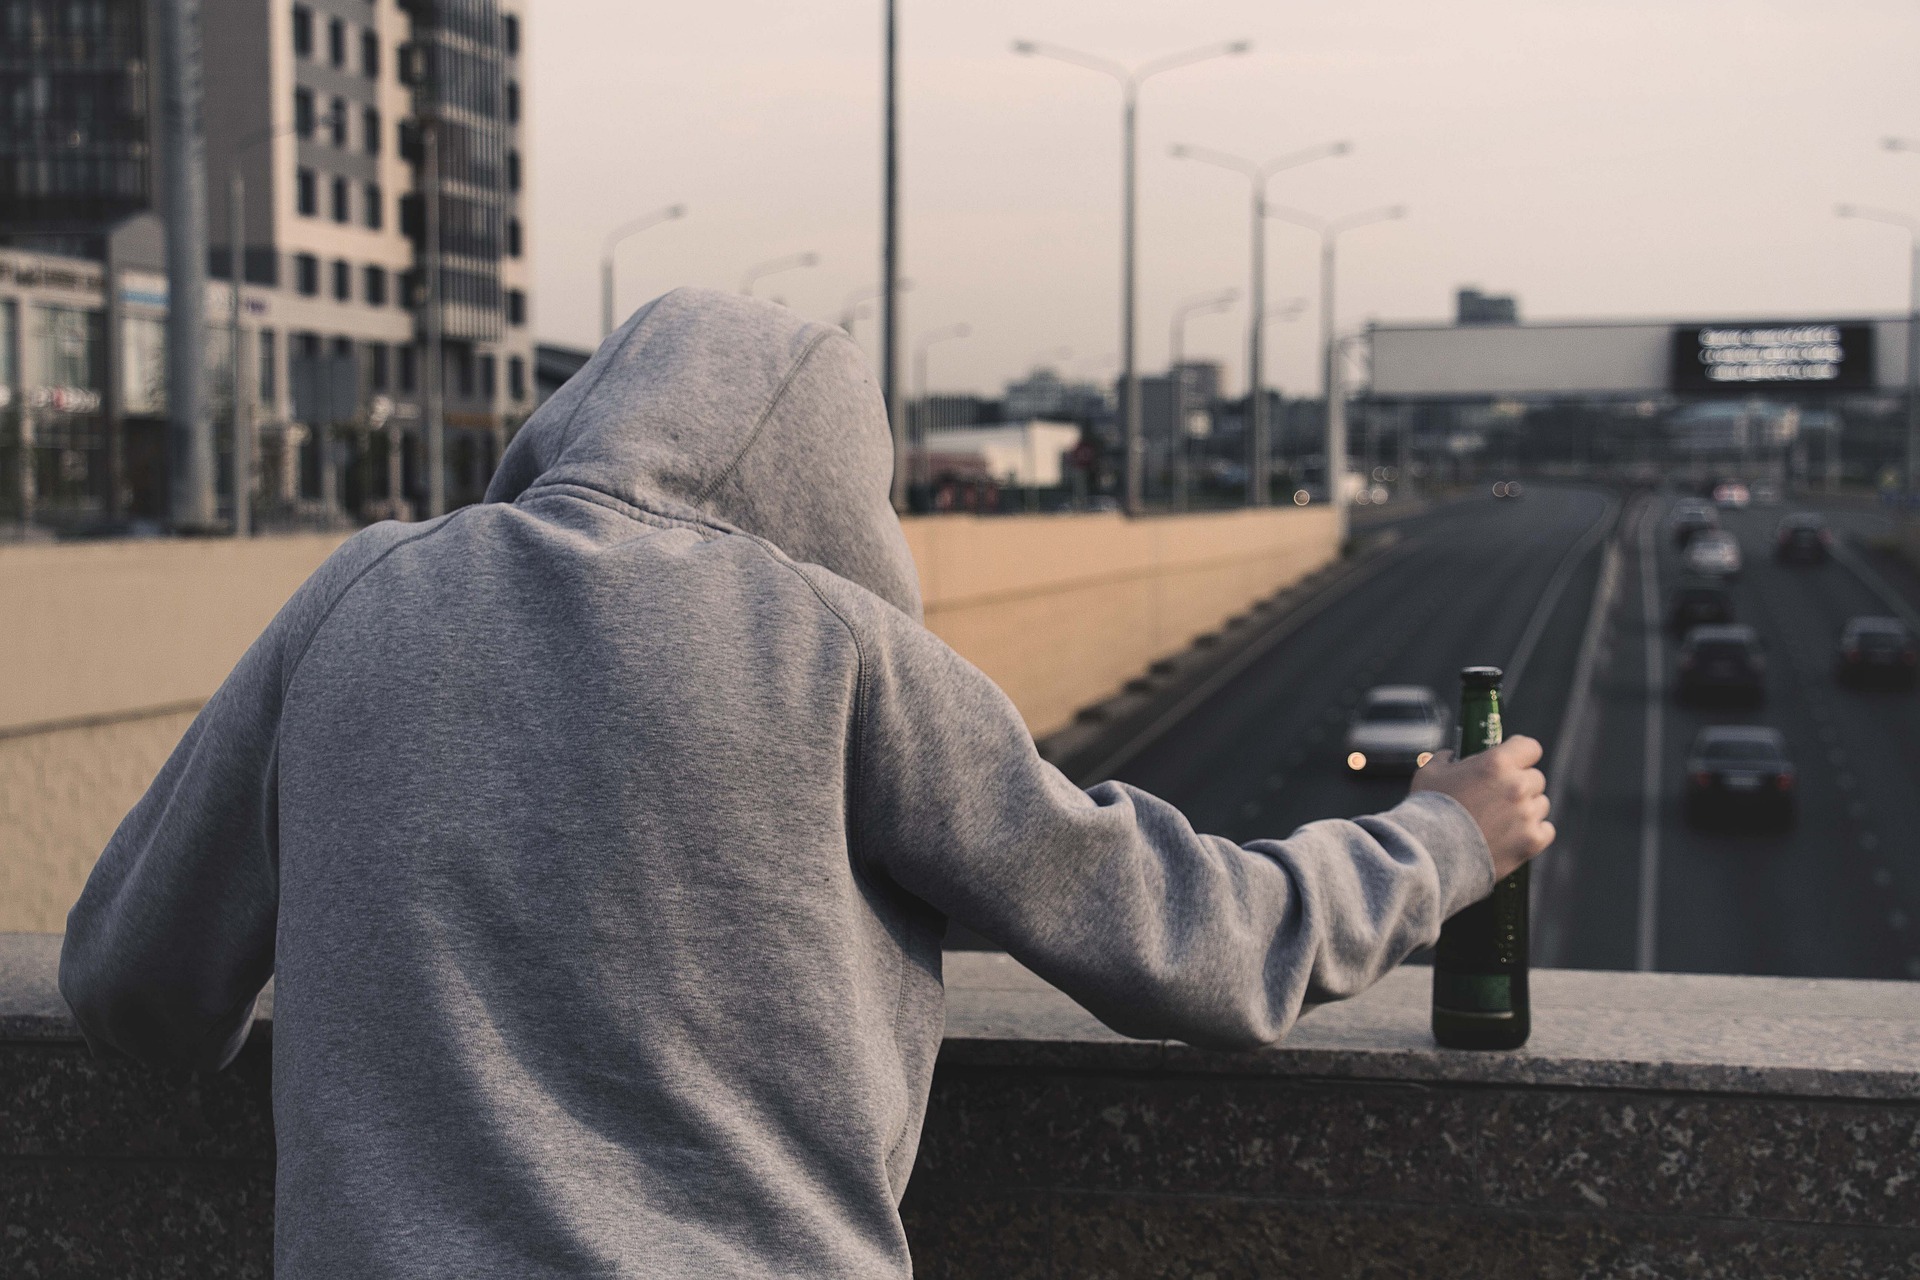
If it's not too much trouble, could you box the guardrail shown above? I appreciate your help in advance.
[6,934,1916,1276]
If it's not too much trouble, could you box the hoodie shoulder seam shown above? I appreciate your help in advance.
[692,327,837,505]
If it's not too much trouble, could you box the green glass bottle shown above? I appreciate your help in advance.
[1431,665,1530,1050]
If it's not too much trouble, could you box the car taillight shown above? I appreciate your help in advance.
[1843,645,1860,661]
[1775,773,1794,791]
[1819,530,1833,544]
[1690,771,1713,787]
[1904,651,1917,666]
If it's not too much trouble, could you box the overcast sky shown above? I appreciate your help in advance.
[529,0,1920,398]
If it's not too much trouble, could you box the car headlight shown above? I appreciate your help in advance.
[1416,751,1433,767]
[1347,752,1367,771]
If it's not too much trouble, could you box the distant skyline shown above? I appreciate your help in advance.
[530,0,1920,398]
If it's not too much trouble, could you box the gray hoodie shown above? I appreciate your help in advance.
[61,288,1493,1278]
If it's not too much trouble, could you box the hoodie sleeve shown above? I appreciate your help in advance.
[841,590,1496,1050]
[59,523,424,1071]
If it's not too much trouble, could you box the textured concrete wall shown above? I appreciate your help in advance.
[0,509,1335,930]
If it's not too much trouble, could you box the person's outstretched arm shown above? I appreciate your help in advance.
[841,586,1551,1049]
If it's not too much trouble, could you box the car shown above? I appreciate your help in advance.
[1773,513,1832,565]
[1670,500,1720,547]
[1713,481,1751,509]
[1836,616,1919,688]
[1667,582,1735,634]
[1676,624,1766,705]
[1684,726,1795,830]
[1492,480,1523,499]
[1683,530,1742,579]
[1750,480,1779,505]
[1344,686,1450,776]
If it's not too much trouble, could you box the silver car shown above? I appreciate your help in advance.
[1345,686,1450,776]
[1683,530,1742,579]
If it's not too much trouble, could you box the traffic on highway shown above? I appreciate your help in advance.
[1098,483,1920,983]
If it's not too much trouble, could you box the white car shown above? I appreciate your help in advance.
[1713,481,1751,509]
[1344,686,1451,776]
[1684,530,1743,579]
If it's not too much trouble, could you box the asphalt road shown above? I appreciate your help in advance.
[1093,484,1920,980]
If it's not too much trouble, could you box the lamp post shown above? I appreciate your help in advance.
[1266,203,1406,542]
[742,252,821,299]
[1012,36,1251,516]
[1843,189,1920,500]
[912,323,970,496]
[1168,288,1238,510]
[1170,139,1348,506]
[601,204,686,338]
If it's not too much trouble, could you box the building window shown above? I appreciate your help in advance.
[259,328,277,402]
[506,217,522,258]
[399,343,417,392]
[295,254,319,296]
[296,168,317,215]
[506,289,526,326]
[331,176,349,223]
[506,150,521,192]
[292,5,312,57]
[504,13,519,55]
[332,259,352,301]
[457,348,474,397]
[364,182,382,229]
[368,342,390,391]
[361,30,380,78]
[506,81,520,124]
[364,265,387,306]
[479,353,496,400]
[330,96,347,146]
[508,354,526,401]
[328,17,345,68]
[294,88,314,139]
[364,106,381,155]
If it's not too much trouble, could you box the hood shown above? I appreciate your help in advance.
[487,288,921,620]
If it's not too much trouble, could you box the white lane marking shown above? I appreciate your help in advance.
[1504,491,1621,708]
[1637,495,1665,973]
[1862,832,1881,851]
[1829,538,1920,633]
[1875,867,1894,887]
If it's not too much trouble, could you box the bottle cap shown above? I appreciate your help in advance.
[1461,665,1504,690]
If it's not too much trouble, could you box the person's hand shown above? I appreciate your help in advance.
[1412,735,1554,880]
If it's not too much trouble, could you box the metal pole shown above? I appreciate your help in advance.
[229,172,250,536]
[1121,85,1141,515]
[103,228,125,521]
[425,120,445,519]
[157,0,214,530]
[1248,185,1266,506]
[883,0,904,510]
[601,257,614,340]
[1908,239,1919,497]
[913,340,926,496]
[1323,234,1347,543]
[1171,311,1185,511]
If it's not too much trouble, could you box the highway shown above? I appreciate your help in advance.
[1091,484,1920,981]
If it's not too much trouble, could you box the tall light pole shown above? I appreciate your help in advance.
[601,204,686,338]
[912,323,970,496]
[741,252,820,298]
[156,0,215,531]
[883,0,904,511]
[1267,203,1406,542]
[1168,288,1237,510]
[1849,170,1920,500]
[1012,37,1251,516]
[1170,139,1349,506]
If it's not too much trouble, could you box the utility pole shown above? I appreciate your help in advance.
[424,120,445,519]
[883,0,904,510]
[229,172,251,536]
[157,0,215,530]
[103,228,126,522]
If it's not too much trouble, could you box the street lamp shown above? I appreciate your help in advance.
[1170,139,1349,505]
[1837,202,1920,496]
[601,203,686,338]
[1012,36,1251,516]
[1169,288,1238,510]
[1266,203,1407,541]
[913,323,971,495]
[742,252,821,298]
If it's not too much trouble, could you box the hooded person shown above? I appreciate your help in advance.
[61,288,1522,1278]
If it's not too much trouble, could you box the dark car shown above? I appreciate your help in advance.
[1685,726,1795,830]
[1836,616,1918,688]
[1668,582,1735,634]
[1774,513,1833,564]
[1670,500,1719,547]
[1676,624,1766,705]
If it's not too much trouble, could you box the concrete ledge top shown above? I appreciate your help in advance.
[942,951,1920,1101]
[9,933,1918,1102]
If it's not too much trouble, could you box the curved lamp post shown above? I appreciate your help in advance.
[912,323,971,492]
[601,203,686,337]
[1840,197,1920,497]
[741,252,821,299]
[1169,289,1238,509]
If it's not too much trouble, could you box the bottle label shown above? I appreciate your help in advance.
[1434,971,1513,1014]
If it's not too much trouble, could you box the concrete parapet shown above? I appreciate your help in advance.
[3,935,1916,1276]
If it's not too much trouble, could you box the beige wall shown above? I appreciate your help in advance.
[0,508,1335,930]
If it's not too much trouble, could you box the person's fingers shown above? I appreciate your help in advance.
[1524,793,1551,823]
[1497,734,1544,768]
[1424,749,1455,767]
[1514,767,1547,799]
[1530,819,1557,854]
